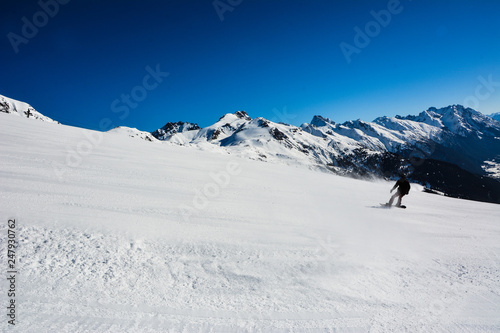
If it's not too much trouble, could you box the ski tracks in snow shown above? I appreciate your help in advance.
[2,222,498,332]
[2,224,374,332]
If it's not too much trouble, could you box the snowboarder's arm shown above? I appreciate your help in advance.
[390,181,399,192]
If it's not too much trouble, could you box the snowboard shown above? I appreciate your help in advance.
[380,203,406,209]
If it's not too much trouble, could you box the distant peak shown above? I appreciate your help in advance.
[234,110,251,120]
[151,121,200,140]
[159,121,200,131]
[489,112,500,122]
[426,104,476,115]
[310,115,335,127]
[218,111,252,123]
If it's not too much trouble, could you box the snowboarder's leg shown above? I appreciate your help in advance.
[388,192,398,206]
[396,193,405,207]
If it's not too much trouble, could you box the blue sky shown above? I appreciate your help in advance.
[1,0,499,131]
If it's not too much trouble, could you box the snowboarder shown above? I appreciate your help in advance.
[386,173,410,207]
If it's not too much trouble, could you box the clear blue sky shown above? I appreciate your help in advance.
[1,0,499,131]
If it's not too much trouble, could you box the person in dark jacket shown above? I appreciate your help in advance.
[388,173,411,207]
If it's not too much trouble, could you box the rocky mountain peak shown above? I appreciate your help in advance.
[310,115,335,127]
[151,121,200,140]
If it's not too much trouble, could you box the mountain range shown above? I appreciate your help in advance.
[2,93,499,204]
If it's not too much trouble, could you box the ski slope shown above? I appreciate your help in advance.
[1,114,499,332]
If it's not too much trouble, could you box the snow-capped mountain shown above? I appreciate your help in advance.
[305,105,500,177]
[152,105,500,177]
[489,112,500,122]
[0,94,58,123]
[152,111,369,170]
[400,105,499,137]
[152,105,500,203]
[151,121,201,142]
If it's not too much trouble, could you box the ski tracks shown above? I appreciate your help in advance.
[2,224,373,332]
[2,216,498,332]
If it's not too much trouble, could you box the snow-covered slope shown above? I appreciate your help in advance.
[1,113,499,332]
[0,94,58,123]
[108,126,159,142]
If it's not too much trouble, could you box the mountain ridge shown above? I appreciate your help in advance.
[150,104,500,175]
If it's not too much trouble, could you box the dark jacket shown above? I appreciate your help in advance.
[393,178,411,195]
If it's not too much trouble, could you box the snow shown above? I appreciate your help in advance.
[403,105,500,138]
[152,121,201,142]
[1,113,499,332]
[157,113,355,170]
[107,126,159,142]
[483,159,500,179]
[0,94,58,123]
